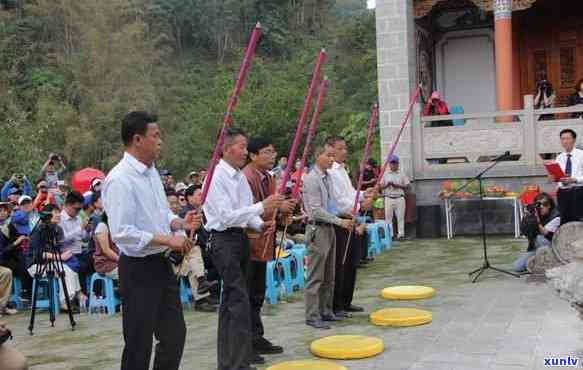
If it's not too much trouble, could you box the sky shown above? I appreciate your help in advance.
[367,0,376,8]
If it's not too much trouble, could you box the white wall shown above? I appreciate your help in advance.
[435,29,496,113]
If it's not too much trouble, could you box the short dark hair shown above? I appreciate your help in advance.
[65,191,84,206]
[223,127,247,149]
[121,111,158,146]
[535,192,556,211]
[165,189,177,198]
[248,137,273,155]
[91,191,101,206]
[560,129,577,140]
[314,144,332,159]
[185,185,200,198]
[325,136,346,146]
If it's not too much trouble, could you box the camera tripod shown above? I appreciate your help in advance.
[28,224,76,335]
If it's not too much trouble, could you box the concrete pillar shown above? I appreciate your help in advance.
[494,0,514,116]
[376,0,417,177]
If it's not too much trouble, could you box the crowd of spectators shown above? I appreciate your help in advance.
[0,155,228,317]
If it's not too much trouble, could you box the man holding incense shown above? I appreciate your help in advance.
[303,143,354,329]
[242,137,295,362]
[203,128,283,370]
[326,136,374,317]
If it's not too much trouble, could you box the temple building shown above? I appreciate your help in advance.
[375,0,583,236]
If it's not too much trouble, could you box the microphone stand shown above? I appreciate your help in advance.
[448,152,521,283]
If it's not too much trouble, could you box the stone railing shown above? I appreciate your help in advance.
[413,95,583,180]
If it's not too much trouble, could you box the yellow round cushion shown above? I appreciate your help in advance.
[310,335,384,360]
[381,285,435,300]
[267,360,347,370]
[370,307,432,327]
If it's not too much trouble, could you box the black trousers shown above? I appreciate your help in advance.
[119,253,186,370]
[557,187,583,225]
[210,231,252,370]
[247,260,266,342]
[333,226,362,312]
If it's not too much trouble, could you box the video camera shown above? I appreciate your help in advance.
[526,201,543,215]
[537,79,550,92]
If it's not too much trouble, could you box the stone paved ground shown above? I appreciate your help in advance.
[4,237,583,370]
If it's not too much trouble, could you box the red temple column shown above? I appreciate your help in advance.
[494,0,513,119]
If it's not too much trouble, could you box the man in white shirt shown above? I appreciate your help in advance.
[555,129,583,225]
[203,127,283,370]
[381,155,410,240]
[103,111,200,370]
[326,136,372,318]
[59,191,89,299]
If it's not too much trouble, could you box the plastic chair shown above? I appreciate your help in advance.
[378,222,392,251]
[450,106,465,126]
[366,224,382,257]
[9,277,23,310]
[180,277,193,308]
[265,256,294,304]
[88,273,119,316]
[31,277,60,316]
[356,215,372,224]
[288,247,306,291]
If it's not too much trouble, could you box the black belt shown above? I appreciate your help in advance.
[211,227,245,235]
[308,221,332,227]
[122,252,165,261]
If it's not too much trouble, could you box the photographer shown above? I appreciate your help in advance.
[1,175,32,203]
[40,153,66,190]
[534,79,556,121]
[26,204,82,311]
[0,321,27,370]
[513,193,560,272]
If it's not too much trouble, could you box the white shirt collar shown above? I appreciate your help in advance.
[124,152,153,175]
[60,209,76,222]
[313,165,327,177]
[218,159,240,179]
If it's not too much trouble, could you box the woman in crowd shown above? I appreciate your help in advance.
[568,78,583,119]
[92,212,119,280]
[534,79,556,120]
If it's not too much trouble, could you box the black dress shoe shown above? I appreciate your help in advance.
[249,352,265,365]
[334,310,352,319]
[321,314,344,322]
[345,304,364,312]
[253,337,284,355]
[194,299,218,313]
[306,319,331,329]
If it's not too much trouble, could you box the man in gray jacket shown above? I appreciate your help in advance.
[302,144,353,330]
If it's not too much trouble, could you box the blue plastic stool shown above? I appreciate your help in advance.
[180,277,193,308]
[378,222,392,251]
[366,224,382,257]
[265,261,279,304]
[356,215,372,224]
[31,277,60,316]
[265,256,294,304]
[9,277,23,310]
[288,247,306,291]
[88,273,119,316]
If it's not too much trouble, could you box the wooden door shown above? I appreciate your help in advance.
[518,2,583,107]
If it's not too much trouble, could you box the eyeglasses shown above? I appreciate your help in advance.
[259,150,277,157]
[179,197,186,202]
